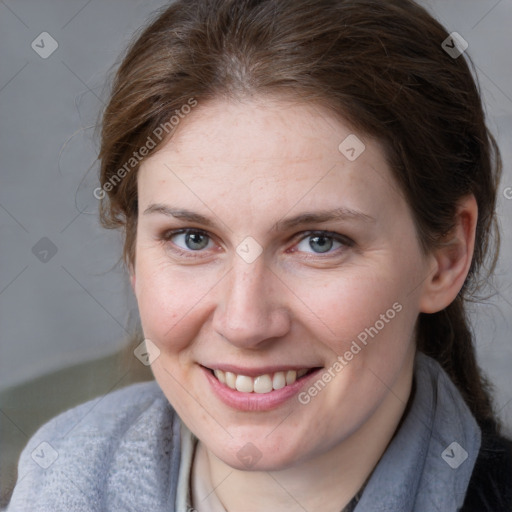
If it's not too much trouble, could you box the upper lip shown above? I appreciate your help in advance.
[201,364,322,377]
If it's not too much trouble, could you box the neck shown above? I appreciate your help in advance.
[197,352,415,512]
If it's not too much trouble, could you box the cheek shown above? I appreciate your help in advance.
[291,264,418,360]
[133,253,216,352]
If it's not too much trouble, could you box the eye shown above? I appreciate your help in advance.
[162,229,214,253]
[294,231,353,255]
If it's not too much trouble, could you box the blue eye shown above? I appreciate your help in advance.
[160,228,353,260]
[295,231,351,255]
[164,229,213,251]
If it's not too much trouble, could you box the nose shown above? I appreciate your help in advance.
[211,258,291,349]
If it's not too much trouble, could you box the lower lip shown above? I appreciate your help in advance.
[201,366,323,412]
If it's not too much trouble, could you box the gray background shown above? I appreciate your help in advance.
[1,0,511,431]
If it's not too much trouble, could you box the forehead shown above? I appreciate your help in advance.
[156,97,360,168]
[137,97,405,226]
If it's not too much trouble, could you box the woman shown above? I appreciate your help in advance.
[7,0,512,510]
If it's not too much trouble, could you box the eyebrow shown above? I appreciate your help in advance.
[143,204,375,232]
[272,208,375,231]
[143,204,218,228]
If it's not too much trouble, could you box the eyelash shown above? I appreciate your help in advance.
[159,228,354,260]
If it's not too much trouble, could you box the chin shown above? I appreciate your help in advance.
[210,438,306,472]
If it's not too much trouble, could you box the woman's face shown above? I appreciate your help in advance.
[132,97,432,471]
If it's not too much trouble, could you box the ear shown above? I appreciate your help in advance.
[419,195,478,314]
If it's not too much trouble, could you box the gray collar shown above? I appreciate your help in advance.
[353,352,481,512]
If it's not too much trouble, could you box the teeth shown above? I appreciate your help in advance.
[212,368,312,394]
[235,375,253,393]
[272,372,286,390]
[253,374,273,393]
[214,369,226,384]
[225,371,236,389]
[286,370,296,385]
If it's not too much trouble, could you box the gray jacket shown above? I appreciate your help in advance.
[6,353,482,511]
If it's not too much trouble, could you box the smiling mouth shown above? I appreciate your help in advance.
[206,367,321,394]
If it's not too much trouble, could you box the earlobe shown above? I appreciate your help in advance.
[419,195,478,314]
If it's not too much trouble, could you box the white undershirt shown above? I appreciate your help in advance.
[176,419,226,512]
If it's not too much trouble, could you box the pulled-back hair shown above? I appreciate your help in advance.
[99,0,502,430]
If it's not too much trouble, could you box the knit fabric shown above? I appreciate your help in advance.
[6,353,481,511]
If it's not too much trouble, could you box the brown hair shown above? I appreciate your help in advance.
[99,0,502,430]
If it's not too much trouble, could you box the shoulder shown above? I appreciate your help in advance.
[24,380,169,445]
[461,423,512,512]
[6,381,182,511]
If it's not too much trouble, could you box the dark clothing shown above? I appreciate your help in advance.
[461,424,512,512]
